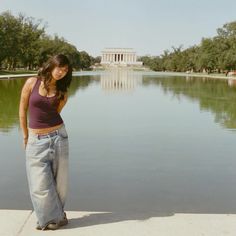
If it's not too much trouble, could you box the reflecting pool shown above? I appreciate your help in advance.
[0,69,236,216]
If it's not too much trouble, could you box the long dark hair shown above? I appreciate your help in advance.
[38,54,72,100]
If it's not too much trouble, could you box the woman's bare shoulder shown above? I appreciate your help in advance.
[26,76,38,84]
[24,76,38,90]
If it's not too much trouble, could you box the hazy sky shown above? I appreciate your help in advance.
[1,0,236,57]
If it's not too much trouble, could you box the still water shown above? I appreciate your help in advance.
[0,69,236,216]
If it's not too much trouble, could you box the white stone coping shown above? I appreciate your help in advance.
[0,210,236,236]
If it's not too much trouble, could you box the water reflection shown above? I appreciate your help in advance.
[68,75,96,97]
[1,73,236,132]
[142,76,236,130]
[0,76,94,132]
[0,78,25,132]
[1,73,236,213]
[101,68,142,92]
[228,78,236,87]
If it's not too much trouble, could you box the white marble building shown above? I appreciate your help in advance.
[101,48,143,66]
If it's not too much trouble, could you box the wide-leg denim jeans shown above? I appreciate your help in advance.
[25,125,69,229]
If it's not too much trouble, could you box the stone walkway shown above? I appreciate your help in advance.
[1,210,236,236]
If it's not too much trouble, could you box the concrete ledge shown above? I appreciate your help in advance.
[0,210,32,236]
[1,210,236,235]
[1,71,236,81]
[0,74,37,79]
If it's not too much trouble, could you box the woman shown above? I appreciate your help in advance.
[19,54,72,230]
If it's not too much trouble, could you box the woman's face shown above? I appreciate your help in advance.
[51,66,69,80]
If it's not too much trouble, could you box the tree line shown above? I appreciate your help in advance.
[0,11,100,71]
[139,21,236,74]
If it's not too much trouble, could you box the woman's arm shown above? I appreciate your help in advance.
[57,93,68,113]
[19,77,36,148]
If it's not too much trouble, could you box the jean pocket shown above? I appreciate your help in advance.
[27,137,36,145]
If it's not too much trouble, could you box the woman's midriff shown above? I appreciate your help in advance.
[29,123,63,135]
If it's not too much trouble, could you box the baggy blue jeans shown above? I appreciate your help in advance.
[25,124,69,229]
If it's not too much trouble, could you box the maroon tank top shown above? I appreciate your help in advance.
[28,78,63,129]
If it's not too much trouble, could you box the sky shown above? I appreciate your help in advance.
[1,0,236,57]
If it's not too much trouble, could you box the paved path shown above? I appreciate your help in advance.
[1,210,236,236]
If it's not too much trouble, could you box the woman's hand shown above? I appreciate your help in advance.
[23,137,28,149]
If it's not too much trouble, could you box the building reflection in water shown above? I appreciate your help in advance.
[228,78,236,87]
[100,68,142,92]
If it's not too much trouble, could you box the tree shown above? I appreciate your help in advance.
[0,11,92,71]
[0,11,22,69]
[197,38,218,73]
[18,14,45,69]
[217,21,236,38]
[79,51,91,70]
[37,35,81,69]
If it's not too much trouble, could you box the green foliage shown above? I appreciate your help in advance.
[0,11,22,68]
[0,76,93,131]
[0,78,25,131]
[79,51,92,70]
[142,21,236,73]
[0,11,97,71]
[142,76,236,129]
[37,35,81,69]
